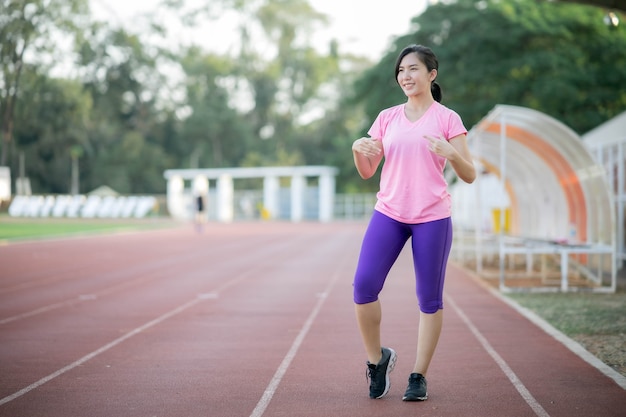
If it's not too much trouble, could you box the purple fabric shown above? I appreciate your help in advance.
[353,210,452,313]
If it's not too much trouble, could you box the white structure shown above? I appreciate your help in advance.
[0,167,10,201]
[163,166,338,223]
[452,167,510,233]
[453,105,616,292]
[582,110,626,267]
[8,194,157,218]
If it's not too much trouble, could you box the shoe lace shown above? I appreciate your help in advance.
[408,373,424,387]
[366,365,379,384]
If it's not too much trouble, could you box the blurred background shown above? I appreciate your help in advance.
[1,0,625,283]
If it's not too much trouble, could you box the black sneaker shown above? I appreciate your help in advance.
[366,347,397,399]
[402,373,428,401]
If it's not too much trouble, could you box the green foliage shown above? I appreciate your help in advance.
[2,0,625,197]
[13,73,92,193]
[358,0,626,133]
[0,0,90,165]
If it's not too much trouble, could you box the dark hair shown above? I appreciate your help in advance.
[394,44,442,103]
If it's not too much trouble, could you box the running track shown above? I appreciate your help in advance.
[0,222,624,417]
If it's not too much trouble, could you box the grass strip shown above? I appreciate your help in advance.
[0,216,177,241]
[506,292,626,377]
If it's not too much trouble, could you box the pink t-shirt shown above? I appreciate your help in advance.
[368,102,467,223]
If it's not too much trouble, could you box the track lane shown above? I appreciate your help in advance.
[0,222,624,417]
[263,247,544,417]
[0,223,360,416]
[0,226,295,315]
[443,265,626,417]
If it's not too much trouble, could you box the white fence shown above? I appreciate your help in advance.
[334,193,376,220]
[8,195,157,218]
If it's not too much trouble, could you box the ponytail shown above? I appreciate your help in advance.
[431,81,442,103]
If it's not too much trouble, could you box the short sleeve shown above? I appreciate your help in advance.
[446,110,467,140]
[367,111,385,139]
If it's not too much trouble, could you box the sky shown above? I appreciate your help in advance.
[90,0,430,60]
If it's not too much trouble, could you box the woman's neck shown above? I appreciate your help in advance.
[403,97,435,122]
[405,96,435,113]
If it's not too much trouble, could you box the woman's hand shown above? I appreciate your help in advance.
[424,135,456,159]
[352,137,383,179]
[352,137,382,158]
[424,134,476,183]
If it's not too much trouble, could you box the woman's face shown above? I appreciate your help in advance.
[396,52,437,98]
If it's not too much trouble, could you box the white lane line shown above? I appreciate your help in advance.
[0,258,251,326]
[498,295,626,391]
[0,274,159,325]
[0,299,73,325]
[249,275,339,417]
[0,296,203,406]
[197,292,218,299]
[0,267,257,405]
[445,294,551,417]
[462,268,626,391]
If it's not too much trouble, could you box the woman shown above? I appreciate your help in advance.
[351,44,476,401]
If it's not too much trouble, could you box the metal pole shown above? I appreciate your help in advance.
[499,112,507,291]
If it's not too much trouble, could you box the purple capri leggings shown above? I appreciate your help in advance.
[353,210,453,313]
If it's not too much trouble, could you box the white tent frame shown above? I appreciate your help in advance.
[466,105,617,293]
[582,111,626,268]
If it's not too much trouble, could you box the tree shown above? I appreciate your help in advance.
[76,25,175,193]
[354,0,626,134]
[13,73,92,193]
[157,0,353,176]
[3,0,387,195]
[0,0,89,166]
[177,47,256,169]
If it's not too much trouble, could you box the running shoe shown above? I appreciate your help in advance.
[366,347,397,399]
[402,372,428,401]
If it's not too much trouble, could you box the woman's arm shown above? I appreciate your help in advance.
[352,137,384,179]
[424,134,476,183]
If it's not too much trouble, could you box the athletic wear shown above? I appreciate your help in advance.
[402,373,428,401]
[356,99,465,401]
[353,211,452,313]
[368,102,467,224]
[366,347,397,399]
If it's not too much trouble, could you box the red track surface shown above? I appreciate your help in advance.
[0,222,624,417]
